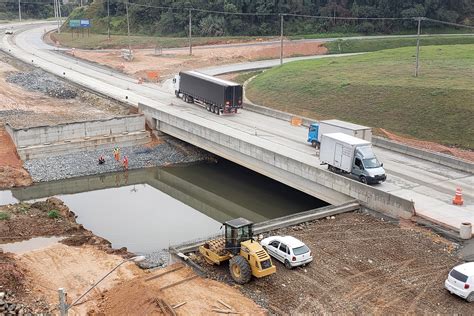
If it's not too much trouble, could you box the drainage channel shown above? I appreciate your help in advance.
[1,160,330,253]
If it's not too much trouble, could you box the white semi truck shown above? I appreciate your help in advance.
[320,132,386,184]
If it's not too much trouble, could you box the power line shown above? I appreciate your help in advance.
[423,17,474,30]
[283,13,414,21]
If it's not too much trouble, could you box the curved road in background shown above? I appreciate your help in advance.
[0,22,473,231]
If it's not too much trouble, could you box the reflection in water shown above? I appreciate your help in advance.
[59,184,220,253]
[1,236,64,254]
[4,160,327,253]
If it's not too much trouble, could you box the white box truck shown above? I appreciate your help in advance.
[307,119,372,147]
[320,133,386,184]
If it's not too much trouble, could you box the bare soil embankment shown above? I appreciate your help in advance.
[1,198,264,315]
[65,40,327,79]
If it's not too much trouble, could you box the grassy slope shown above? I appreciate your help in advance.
[325,35,474,53]
[246,44,474,149]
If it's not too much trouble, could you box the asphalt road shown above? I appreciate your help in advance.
[1,22,472,231]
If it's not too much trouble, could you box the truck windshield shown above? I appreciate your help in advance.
[363,158,381,169]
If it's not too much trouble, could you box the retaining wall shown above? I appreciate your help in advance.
[5,114,145,147]
[140,103,414,220]
[372,136,473,174]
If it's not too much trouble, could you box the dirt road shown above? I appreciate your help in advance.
[71,41,327,79]
[198,212,471,314]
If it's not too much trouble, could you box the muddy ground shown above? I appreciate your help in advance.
[66,40,327,80]
[0,197,136,314]
[196,212,472,314]
[0,198,264,315]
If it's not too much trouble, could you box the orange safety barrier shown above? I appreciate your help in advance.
[291,116,303,126]
[146,71,160,81]
[452,187,464,206]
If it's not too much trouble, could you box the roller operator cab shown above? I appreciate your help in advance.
[173,71,243,115]
[199,217,276,284]
[320,133,386,184]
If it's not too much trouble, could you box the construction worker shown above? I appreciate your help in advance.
[123,155,129,170]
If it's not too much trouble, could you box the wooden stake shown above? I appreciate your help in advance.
[159,275,198,291]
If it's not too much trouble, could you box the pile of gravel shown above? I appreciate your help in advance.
[137,250,170,269]
[24,138,215,182]
[6,69,77,99]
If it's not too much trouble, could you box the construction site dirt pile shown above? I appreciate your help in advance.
[197,212,471,314]
[95,263,266,315]
[0,51,130,129]
[70,41,327,79]
[0,198,139,314]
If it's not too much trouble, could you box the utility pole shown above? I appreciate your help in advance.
[53,0,57,20]
[415,17,422,77]
[107,0,110,40]
[18,0,21,21]
[188,8,192,55]
[280,14,284,65]
[58,288,67,316]
[125,0,132,56]
[58,0,62,34]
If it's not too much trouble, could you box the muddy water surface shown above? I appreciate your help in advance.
[2,160,327,252]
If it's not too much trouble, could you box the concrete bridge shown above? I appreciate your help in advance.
[2,22,473,231]
[139,103,414,219]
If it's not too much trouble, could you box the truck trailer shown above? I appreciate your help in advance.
[173,71,243,115]
[319,133,386,184]
[308,119,372,148]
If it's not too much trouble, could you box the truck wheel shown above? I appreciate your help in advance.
[229,255,252,284]
[217,107,221,116]
[174,90,179,98]
[311,140,317,148]
[360,176,368,184]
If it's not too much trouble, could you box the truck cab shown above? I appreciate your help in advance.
[351,146,386,184]
[307,123,320,147]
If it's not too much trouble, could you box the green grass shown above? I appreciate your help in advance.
[52,32,277,49]
[325,35,474,54]
[47,210,59,219]
[246,44,474,149]
[233,71,263,84]
[0,212,10,220]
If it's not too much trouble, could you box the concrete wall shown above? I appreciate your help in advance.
[372,136,473,174]
[140,103,414,220]
[6,114,145,147]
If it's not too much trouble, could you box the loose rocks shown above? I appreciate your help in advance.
[7,69,77,99]
[24,138,215,182]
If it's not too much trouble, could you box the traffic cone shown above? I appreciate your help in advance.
[452,188,464,206]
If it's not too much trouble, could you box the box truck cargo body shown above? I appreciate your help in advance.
[320,133,386,184]
[173,71,243,115]
[307,119,372,147]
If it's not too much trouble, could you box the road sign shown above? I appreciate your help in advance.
[80,19,91,28]
[69,20,81,28]
[69,19,91,28]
